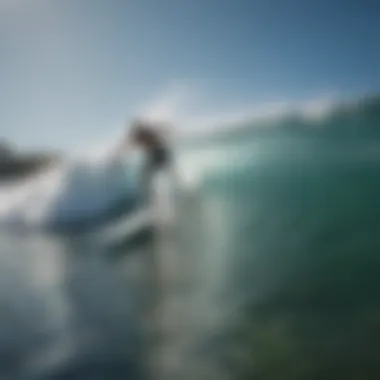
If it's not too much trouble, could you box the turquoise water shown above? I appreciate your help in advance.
[2,134,378,380]
[163,132,380,379]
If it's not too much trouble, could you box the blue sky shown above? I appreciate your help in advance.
[1,0,380,151]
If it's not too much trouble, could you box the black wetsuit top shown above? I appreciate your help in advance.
[131,125,170,174]
[147,146,170,172]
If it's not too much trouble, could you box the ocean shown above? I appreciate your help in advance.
[1,97,380,379]
[170,135,380,379]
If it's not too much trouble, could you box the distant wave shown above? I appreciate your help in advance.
[180,93,380,144]
[175,93,380,191]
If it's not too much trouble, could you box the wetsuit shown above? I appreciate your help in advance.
[132,125,170,173]
[147,146,170,172]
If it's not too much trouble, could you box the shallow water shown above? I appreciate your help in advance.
[0,228,153,380]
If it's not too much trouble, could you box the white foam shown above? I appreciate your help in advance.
[0,155,142,229]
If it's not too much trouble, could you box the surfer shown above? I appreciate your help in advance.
[112,119,172,198]
[112,119,171,168]
[128,119,171,174]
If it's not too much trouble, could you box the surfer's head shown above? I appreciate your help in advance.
[126,119,171,171]
[128,119,164,148]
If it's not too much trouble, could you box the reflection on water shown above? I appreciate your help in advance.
[0,231,148,380]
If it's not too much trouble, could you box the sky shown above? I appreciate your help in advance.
[1,0,380,151]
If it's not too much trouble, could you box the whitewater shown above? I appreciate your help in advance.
[0,152,144,230]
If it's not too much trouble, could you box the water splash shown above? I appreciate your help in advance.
[0,154,143,230]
